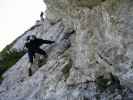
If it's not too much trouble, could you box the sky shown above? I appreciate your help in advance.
[0,0,46,51]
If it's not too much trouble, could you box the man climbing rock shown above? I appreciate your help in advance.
[40,11,44,21]
[24,35,54,76]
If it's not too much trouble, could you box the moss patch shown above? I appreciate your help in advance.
[62,59,72,81]
[110,0,121,11]
[96,75,110,91]
[96,73,122,92]
[104,0,121,13]
[0,75,3,84]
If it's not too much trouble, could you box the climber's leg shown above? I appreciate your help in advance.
[28,51,34,64]
[35,48,48,67]
[36,48,48,58]
[28,67,32,76]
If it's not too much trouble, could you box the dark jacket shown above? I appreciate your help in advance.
[25,38,54,52]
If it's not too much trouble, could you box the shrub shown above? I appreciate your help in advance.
[0,46,25,82]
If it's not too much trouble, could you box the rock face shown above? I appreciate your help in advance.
[1,0,133,100]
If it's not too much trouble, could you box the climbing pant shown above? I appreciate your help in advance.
[28,67,32,76]
[28,48,48,63]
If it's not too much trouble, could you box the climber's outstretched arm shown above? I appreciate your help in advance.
[42,40,55,44]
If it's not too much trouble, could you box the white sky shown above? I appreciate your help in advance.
[0,0,46,51]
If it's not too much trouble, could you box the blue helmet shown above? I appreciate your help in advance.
[26,35,36,42]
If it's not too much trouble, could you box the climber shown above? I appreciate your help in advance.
[40,11,44,21]
[24,35,55,64]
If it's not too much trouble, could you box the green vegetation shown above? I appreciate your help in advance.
[111,0,120,11]
[0,75,3,84]
[62,59,72,81]
[96,75,110,91]
[105,0,121,12]
[76,0,104,8]
[104,0,121,14]
[96,73,122,92]
[0,75,3,80]
[0,45,25,82]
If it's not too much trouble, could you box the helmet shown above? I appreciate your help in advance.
[26,35,36,42]
[31,35,36,40]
